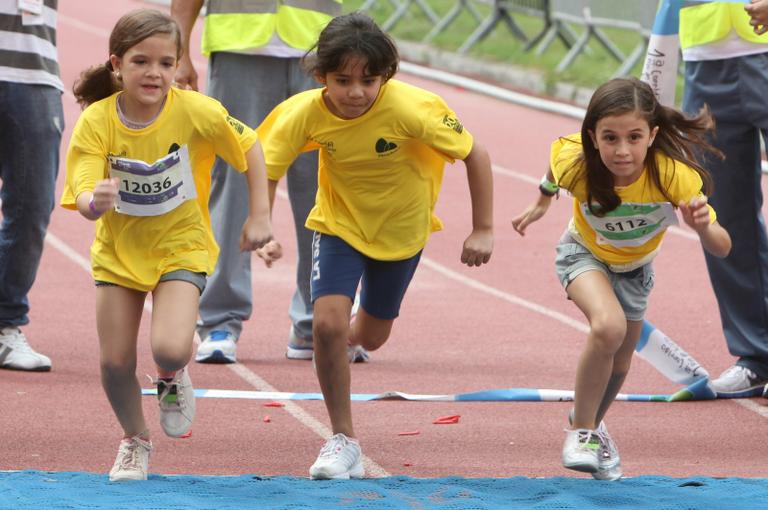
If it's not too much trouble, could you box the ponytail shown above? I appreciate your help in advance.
[73,61,121,108]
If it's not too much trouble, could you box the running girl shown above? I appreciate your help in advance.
[257,12,494,479]
[61,9,274,481]
[512,77,731,480]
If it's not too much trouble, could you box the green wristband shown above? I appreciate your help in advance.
[539,176,559,197]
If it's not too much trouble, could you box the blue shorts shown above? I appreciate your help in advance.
[310,233,422,320]
[554,234,654,321]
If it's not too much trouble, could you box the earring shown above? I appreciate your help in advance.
[114,71,121,80]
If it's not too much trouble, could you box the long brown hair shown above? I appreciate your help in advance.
[72,9,182,108]
[559,77,721,216]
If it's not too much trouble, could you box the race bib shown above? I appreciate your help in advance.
[583,202,679,248]
[109,145,197,217]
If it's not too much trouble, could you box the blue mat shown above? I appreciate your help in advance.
[2,471,767,510]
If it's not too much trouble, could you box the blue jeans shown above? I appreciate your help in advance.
[0,82,63,327]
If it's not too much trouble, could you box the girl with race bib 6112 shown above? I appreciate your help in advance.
[512,77,731,481]
[61,9,274,482]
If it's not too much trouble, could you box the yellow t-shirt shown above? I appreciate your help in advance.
[61,87,258,291]
[258,79,474,260]
[551,134,717,268]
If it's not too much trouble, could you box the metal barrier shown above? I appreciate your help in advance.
[360,0,659,76]
[544,0,656,75]
[456,0,551,54]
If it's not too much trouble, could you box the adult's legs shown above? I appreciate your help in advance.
[683,55,768,379]
[0,83,62,328]
[285,59,319,343]
[200,54,318,353]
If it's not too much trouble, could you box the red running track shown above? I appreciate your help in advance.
[2,0,768,480]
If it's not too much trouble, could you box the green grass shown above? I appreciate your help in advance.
[344,1,685,102]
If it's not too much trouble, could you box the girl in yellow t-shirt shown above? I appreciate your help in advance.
[512,77,731,481]
[257,12,494,480]
[61,10,274,482]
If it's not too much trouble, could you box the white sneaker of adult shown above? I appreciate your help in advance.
[0,327,51,371]
[711,365,766,396]
[195,330,237,364]
[309,433,365,480]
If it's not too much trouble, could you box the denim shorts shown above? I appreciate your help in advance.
[310,232,421,320]
[95,269,207,295]
[554,235,654,321]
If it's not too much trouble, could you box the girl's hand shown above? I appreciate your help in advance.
[511,196,552,235]
[679,196,711,232]
[91,177,120,215]
[255,240,283,268]
[461,228,493,267]
[239,216,273,252]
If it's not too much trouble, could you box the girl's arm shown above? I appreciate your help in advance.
[75,177,119,221]
[461,141,494,266]
[240,140,275,253]
[679,197,732,258]
[254,179,283,267]
[511,168,556,235]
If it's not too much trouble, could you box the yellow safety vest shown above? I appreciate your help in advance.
[202,0,342,56]
[680,1,768,49]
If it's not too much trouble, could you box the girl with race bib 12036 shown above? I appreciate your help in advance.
[60,9,275,482]
[255,12,494,480]
[511,77,731,481]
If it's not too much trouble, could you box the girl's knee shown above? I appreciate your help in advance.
[313,316,349,348]
[100,357,136,380]
[152,342,192,371]
[590,317,626,352]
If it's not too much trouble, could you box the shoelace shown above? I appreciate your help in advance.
[594,428,618,460]
[151,373,187,410]
[318,434,357,460]
[118,437,150,471]
[564,428,600,450]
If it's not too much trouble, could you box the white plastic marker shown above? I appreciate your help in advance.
[635,321,710,385]
[640,0,683,106]
[640,0,748,106]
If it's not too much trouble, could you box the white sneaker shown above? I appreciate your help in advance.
[289,334,369,362]
[109,435,152,481]
[347,344,370,363]
[157,367,196,437]
[195,330,236,364]
[568,409,621,480]
[711,365,766,396]
[286,327,313,360]
[309,433,365,480]
[0,327,51,371]
[562,428,600,473]
[594,424,622,481]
